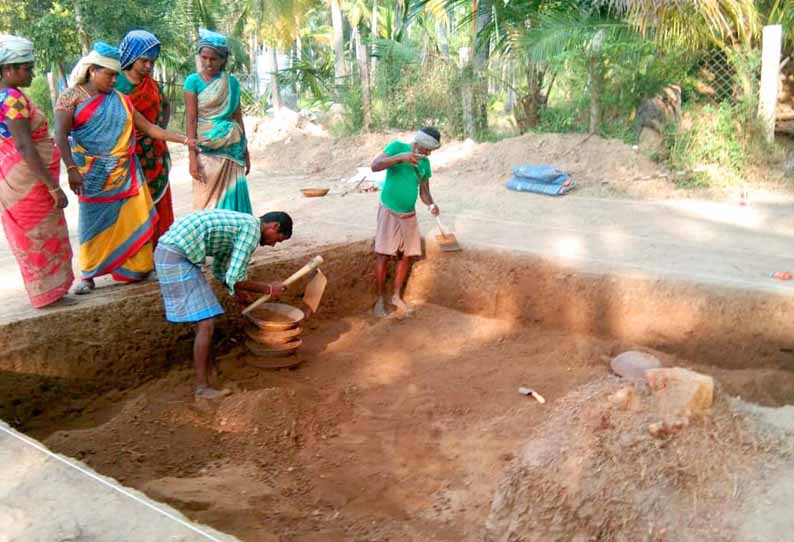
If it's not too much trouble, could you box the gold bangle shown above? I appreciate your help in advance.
[66,165,79,172]
[48,186,61,193]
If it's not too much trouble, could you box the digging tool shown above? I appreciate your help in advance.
[341,175,367,197]
[242,255,324,317]
[518,387,546,404]
[412,165,461,252]
[434,216,462,252]
[302,268,327,313]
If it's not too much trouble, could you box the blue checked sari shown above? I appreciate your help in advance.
[68,89,156,281]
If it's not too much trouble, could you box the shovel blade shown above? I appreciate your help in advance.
[435,233,462,252]
[303,269,327,313]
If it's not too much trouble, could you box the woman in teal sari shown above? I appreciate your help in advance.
[184,29,252,213]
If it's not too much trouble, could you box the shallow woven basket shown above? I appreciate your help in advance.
[300,188,330,197]
[247,303,304,331]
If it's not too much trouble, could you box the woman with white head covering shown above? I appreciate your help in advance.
[54,42,196,295]
[0,34,75,308]
[184,29,253,213]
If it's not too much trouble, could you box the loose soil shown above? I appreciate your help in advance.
[40,303,613,541]
[34,296,794,541]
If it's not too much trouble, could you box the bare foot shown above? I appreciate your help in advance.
[73,279,95,295]
[390,295,414,315]
[373,297,388,318]
[194,385,232,401]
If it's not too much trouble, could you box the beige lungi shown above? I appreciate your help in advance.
[375,203,422,257]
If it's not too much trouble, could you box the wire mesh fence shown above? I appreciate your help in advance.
[695,48,761,104]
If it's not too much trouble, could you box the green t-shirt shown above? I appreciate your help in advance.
[379,141,432,213]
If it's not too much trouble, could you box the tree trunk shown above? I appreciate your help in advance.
[588,30,606,135]
[331,0,346,91]
[268,46,283,111]
[72,0,91,54]
[472,0,493,134]
[371,0,378,78]
[250,33,260,97]
[460,47,475,139]
[46,71,60,110]
[437,18,449,58]
[355,28,372,132]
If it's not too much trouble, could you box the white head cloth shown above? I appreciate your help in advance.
[414,130,441,150]
[68,50,121,87]
[0,34,35,65]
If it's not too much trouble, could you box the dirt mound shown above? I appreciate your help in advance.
[253,130,672,198]
[438,132,665,186]
[485,376,790,542]
[253,130,403,179]
[246,110,327,149]
[42,373,328,483]
[214,388,303,448]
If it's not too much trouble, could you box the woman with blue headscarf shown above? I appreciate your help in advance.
[184,29,252,214]
[117,30,173,245]
[55,42,196,295]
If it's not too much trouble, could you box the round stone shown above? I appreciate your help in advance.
[610,351,662,380]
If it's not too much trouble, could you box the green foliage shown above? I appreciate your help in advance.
[667,102,747,178]
[26,76,55,124]
[278,56,335,102]
[662,47,766,189]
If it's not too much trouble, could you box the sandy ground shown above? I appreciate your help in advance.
[6,121,794,540]
[37,303,616,541]
[4,125,794,323]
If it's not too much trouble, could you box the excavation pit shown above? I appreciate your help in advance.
[3,242,794,541]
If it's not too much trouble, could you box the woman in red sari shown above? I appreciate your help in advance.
[117,30,173,244]
[0,35,74,308]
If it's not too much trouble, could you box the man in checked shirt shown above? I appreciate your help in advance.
[154,209,293,399]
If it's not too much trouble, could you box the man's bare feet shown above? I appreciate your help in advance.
[373,297,387,318]
[195,385,232,400]
[390,294,414,315]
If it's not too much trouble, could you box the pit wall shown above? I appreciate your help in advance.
[0,242,373,429]
[2,241,793,429]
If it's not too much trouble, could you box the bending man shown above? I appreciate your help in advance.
[155,209,292,399]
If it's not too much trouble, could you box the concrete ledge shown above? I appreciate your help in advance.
[0,421,237,542]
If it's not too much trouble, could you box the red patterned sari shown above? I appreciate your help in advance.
[0,87,73,307]
[116,73,172,243]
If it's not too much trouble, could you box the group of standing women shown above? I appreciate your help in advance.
[0,28,252,307]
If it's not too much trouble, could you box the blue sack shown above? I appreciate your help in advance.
[512,164,566,182]
[505,163,575,197]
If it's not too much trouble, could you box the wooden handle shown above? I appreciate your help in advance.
[282,255,324,286]
[434,216,449,236]
[242,255,324,316]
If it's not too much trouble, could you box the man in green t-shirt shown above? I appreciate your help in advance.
[370,127,442,317]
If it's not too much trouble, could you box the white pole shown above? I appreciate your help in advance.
[759,24,782,143]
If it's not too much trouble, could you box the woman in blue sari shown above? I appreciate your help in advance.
[54,43,195,294]
[184,29,252,213]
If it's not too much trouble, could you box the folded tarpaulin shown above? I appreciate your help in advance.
[505,164,575,196]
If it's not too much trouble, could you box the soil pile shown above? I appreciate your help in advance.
[252,130,673,199]
[485,376,791,542]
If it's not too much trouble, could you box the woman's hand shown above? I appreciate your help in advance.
[183,136,198,150]
[67,169,84,195]
[189,155,206,183]
[50,187,69,209]
[244,147,251,175]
